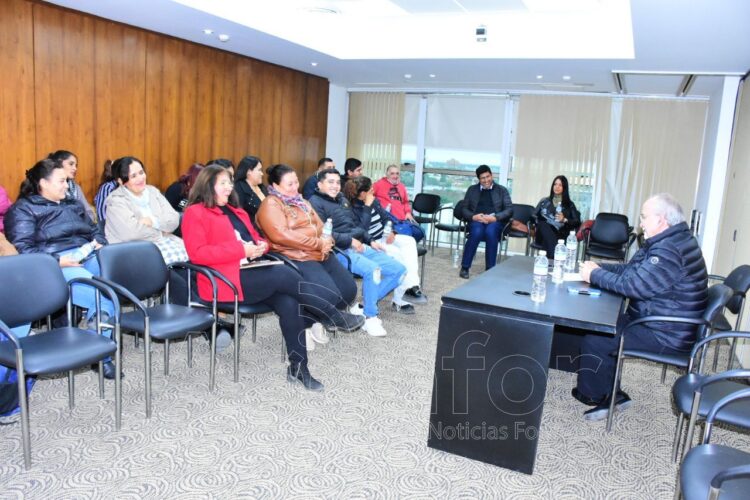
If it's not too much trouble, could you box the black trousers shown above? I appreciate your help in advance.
[294,256,357,311]
[535,220,568,258]
[240,265,318,364]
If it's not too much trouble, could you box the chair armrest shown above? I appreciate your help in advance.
[688,332,750,365]
[169,262,218,305]
[93,276,148,316]
[0,319,21,348]
[199,267,239,298]
[708,274,727,283]
[68,277,122,324]
[624,315,709,334]
[266,252,302,275]
[711,464,750,490]
[333,247,351,272]
[695,369,750,391]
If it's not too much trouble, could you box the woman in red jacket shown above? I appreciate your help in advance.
[181,165,329,390]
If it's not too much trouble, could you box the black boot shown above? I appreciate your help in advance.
[287,361,324,392]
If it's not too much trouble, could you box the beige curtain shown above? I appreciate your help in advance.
[514,95,612,220]
[347,92,405,180]
[599,98,708,224]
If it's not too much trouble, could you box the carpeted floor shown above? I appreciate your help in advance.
[1,249,748,499]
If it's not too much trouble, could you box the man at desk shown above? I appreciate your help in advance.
[458,165,512,279]
[576,193,708,421]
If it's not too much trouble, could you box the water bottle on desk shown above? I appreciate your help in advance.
[552,239,566,284]
[531,251,548,303]
[565,230,577,272]
[69,240,96,263]
[381,220,393,245]
[322,218,333,238]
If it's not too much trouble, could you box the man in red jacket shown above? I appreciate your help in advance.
[372,164,415,223]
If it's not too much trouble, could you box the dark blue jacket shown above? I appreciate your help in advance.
[302,175,319,200]
[590,222,708,351]
[308,190,365,249]
[350,198,393,244]
[461,183,513,222]
[6,195,106,260]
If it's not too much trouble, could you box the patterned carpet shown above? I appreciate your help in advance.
[1,249,748,499]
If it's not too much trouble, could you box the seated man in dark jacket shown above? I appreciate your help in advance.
[309,169,407,338]
[575,193,708,421]
[458,165,513,278]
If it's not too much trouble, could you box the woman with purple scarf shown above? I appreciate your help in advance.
[256,164,363,348]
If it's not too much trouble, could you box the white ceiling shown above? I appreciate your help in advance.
[43,0,750,97]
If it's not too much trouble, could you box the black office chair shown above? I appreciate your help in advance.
[606,283,733,431]
[675,389,750,500]
[671,332,750,462]
[0,253,121,469]
[708,265,750,370]
[584,212,636,263]
[502,203,536,257]
[434,202,466,258]
[411,193,441,254]
[96,241,217,418]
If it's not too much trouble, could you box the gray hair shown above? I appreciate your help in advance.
[647,193,685,226]
[385,164,399,174]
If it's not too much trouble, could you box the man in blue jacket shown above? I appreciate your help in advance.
[576,193,708,421]
[458,165,513,278]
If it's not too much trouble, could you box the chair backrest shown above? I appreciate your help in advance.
[699,283,735,340]
[0,254,68,327]
[412,193,441,215]
[724,265,750,314]
[589,212,630,247]
[453,200,466,222]
[97,241,169,300]
[511,204,535,225]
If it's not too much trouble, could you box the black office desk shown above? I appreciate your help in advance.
[428,256,624,474]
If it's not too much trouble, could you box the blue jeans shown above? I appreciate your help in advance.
[339,246,406,317]
[60,252,115,322]
[461,220,503,271]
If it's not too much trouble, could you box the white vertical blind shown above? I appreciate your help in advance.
[346,92,405,179]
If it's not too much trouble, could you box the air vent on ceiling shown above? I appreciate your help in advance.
[302,7,340,15]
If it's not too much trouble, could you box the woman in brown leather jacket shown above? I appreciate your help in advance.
[256,164,361,347]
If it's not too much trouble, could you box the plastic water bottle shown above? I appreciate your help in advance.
[69,240,96,263]
[556,202,563,217]
[322,218,333,238]
[565,230,577,272]
[552,240,566,284]
[381,220,393,244]
[531,251,548,303]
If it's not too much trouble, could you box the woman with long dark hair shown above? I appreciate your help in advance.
[234,155,267,221]
[47,150,95,221]
[533,175,581,258]
[165,163,204,213]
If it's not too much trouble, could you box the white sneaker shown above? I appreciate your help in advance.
[309,322,329,344]
[305,329,315,351]
[349,303,365,317]
[362,317,387,337]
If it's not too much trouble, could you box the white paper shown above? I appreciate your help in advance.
[564,272,583,282]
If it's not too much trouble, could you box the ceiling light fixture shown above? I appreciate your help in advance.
[311,62,318,67]
[218,34,230,42]
[562,75,572,80]
[536,75,543,79]
[202,29,213,35]
[429,74,436,78]
[404,74,412,79]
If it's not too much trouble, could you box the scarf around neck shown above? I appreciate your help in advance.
[268,185,309,213]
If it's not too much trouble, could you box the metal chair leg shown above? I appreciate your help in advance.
[164,339,170,376]
[233,313,241,383]
[208,322,217,392]
[68,370,75,409]
[144,319,152,419]
[280,337,286,363]
[134,332,139,348]
[420,252,426,289]
[114,324,122,431]
[672,414,685,462]
[712,342,721,372]
[606,336,626,432]
[187,334,193,368]
[98,361,105,399]
[252,315,258,343]
[682,391,703,459]
[16,351,31,470]
[727,338,738,370]
[661,365,668,384]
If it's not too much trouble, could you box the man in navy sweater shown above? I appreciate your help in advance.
[575,193,708,421]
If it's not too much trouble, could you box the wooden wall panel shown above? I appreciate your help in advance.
[0,0,35,200]
[33,3,96,198]
[93,18,147,175]
[1,0,328,200]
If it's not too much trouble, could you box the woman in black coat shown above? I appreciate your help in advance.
[534,175,581,258]
[234,155,267,222]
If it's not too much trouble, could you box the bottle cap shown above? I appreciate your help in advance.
[558,239,564,244]
[539,251,546,256]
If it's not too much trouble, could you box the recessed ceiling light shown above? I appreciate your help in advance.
[429,74,436,78]
[202,29,213,35]
[562,75,572,80]
[218,34,230,42]
[536,75,543,79]
[311,62,318,67]
[404,74,412,79]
